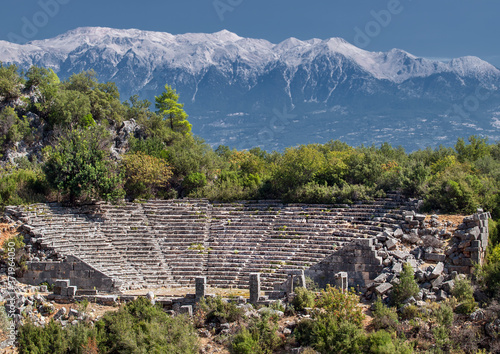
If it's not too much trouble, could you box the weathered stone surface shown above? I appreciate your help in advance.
[393,228,404,238]
[375,283,393,295]
[249,273,261,304]
[441,280,455,293]
[392,263,403,274]
[385,238,397,250]
[430,262,444,279]
[180,305,193,316]
[431,275,445,288]
[424,253,446,262]
[53,307,66,320]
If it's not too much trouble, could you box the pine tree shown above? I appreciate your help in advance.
[155,84,192,135]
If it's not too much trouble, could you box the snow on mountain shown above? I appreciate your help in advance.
[1,27,498,84]
[1,27,500,151]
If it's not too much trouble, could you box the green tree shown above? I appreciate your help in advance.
[25,66,60,119]
[272,145,326,194]
[0,107,30,148]
[455,135,490,163]
[43,127,124,202]
[155,84,192,135]
[47,89,92,127]
[391,263,419,306]
[63,70,125,124]
[0,63,23,100]
[122,151,173,199]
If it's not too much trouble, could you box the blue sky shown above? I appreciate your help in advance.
[1,0,499,67]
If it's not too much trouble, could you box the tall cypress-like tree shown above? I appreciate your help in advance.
[155,84,192,135]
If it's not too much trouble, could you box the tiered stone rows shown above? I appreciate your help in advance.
[98,203,174,289]
[142,199,211,287]
[15,204,144,289]
[11,195,411,291]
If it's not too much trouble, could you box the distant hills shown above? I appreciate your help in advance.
[1,27,499,151]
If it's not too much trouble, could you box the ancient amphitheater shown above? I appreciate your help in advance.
[5,195,423,293]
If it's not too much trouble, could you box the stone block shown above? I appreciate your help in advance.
[393,228,404,238]
[424,253,446,262]
[55,279,70,288]
[180,305,193,316]
[442,280,454,293]
[430,262,444,279]
[355,238,373,247]
[392,262,402,274]
[385,238,397,250]
[414,214,426,221]
[375,283,393,295]
[249,273,261,304]
[431,275,444,288]
[195,277,207,301]
[67,286,77,297]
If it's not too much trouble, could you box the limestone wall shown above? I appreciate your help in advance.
[19,255,116,292]
[305,238,384,290]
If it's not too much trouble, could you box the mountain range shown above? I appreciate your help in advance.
[1,27,499,151]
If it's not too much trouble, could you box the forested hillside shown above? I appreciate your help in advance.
[1,63,499,220]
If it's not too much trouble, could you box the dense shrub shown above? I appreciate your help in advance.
[18,298,199,353]
[122,151,173,199]
[452,278,477,314]
[43,127,124,202]
[295,315,367,354]
[18,320,68,354]
[371,297,399,331]
[433,303,454,327]
[292,287,316,311]
[96,297,199,353]
[0,63,23,100]
[315,285,365,326]
[369,330,414,354]
[231,313,282,354]
[199,295,244,323]
[231,328,260,354]
[0,107,30,150]
[0,166,48,207]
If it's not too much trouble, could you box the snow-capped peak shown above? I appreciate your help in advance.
[0,27,498,85]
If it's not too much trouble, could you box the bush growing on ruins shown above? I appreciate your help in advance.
[391,263,419,307]
[433,303,454,328]
[295,315,367,354]
[292,287,316,311]
[200,295,244,323]
[231,328,260,354]
[371,297,399,331]
[315,285,364,326]
[231,312,282,354]
[452,278,477,314]
[18,320,68,353]
[368,330,414,354]
[477,244,500,299]
[96,297,199,353]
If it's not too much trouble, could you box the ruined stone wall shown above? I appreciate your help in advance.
[305,238,384,290]
[19,255,117,292]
